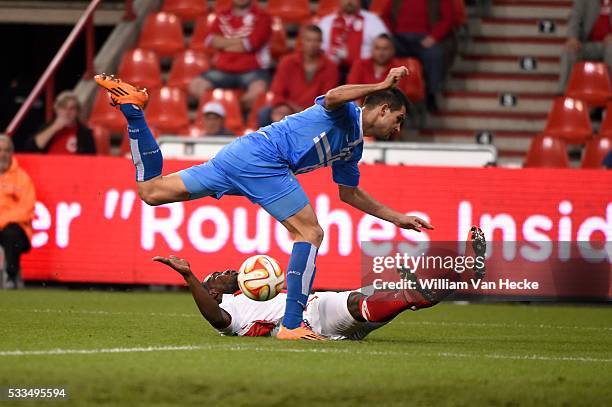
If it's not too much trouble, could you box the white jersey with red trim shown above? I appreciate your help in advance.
[217,291,385,340]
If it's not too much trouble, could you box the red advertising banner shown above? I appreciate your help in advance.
[17,155,612,296]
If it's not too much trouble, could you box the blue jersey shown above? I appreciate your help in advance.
[258,96,364,187]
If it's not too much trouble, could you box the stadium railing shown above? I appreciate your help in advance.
[157,136,498,167]
[4,0,136,137]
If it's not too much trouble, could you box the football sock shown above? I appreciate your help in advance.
[282,242,317,329]
[120,104,163,182]
[359,290,437,322]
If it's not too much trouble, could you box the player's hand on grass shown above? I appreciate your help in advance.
[153,255,192,277]
[381,66,409,89]
[393,215,434,232]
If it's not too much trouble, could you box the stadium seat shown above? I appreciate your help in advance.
[270,17,289,60]
[166,49,210,91]
[452,0,467,27]
[190,14,216,56]
[599,102,612,137]
[543,97,592,143]
[369,0,390,16]
[266,0,311,24]
[118,48,162,90]
[162,0,207,22]
[317,0,338,16]
[91,126,111,156]
[88,90,126,133]
[146,87,190,134]
[581,136,612,168]
[247,91,274,129]
[197,89,244,134]
[214,0,232,12]
[397,57,425,102]
[524,134,570,168]
[138,12,185,57]
[565,62,612,107]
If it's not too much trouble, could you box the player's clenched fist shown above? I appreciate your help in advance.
[382,66,409,89]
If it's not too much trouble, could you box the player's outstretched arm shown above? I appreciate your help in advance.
[324,66,409,110]
[153,256,231,329]
[338,185,433,232]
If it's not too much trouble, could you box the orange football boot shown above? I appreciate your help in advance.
[93,73,148,108]
[276,323,326,341]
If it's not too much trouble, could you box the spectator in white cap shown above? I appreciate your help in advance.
[200,102,235,137]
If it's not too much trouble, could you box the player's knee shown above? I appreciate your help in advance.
[304,225,324,247]
[138,185,164,206]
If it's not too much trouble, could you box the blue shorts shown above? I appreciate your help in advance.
[179,132,309,221]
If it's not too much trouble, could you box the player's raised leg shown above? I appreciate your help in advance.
[94,74,190,206]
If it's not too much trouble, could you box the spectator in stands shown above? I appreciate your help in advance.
[347,33,411,99]
[558,0,612,94]
[259,25,339,127]
[200,102,236,136]
[604,150,612,168]
[382,0,455,112]
[24,91,96,154]
[189,0,272,111]
[317,0,389,79]
[0,135,35,289]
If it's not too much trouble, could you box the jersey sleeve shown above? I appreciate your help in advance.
[218,295,240,335]
[314,95,354,120]
[332,149,361,187]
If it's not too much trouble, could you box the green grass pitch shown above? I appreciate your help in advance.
[1,290,611,406]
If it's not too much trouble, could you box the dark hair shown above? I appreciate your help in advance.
[363,88,410,112]
[302,24,323,36]
[375,33,394,43]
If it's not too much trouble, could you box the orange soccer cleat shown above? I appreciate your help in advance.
[276,323,326,341]
[93,74,149,109]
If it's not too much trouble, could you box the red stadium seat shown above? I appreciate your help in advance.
[524,134,570,168]
[543,97,592,143]
[267,0,311,24]
[167,49,210,91]
[565,62,612,107]
[197,89,244,134]
[88,90,126,133]
[146,87,190,134]
[270,17,289,60]
[138,12,185,57]
[317,0,338,16]
[118,48,162,90]
[162,0,207,22]
[190,14,217,56]
[91,126,111,156]
[599,102,612,137]
[452,0,467,27]
[247,91,274,129]
[369,0,390,16]
[397,57,425,102]
[581,136,612,168]
[214,0,232,12]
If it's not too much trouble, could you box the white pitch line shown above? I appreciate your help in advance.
[1,344,611,363]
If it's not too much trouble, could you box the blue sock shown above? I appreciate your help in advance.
[283,242,318,329]
[120,104,162,182]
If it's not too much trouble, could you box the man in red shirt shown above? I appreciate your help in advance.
[318,0,389,78]
[382,0,454,112]
[258,25,339,127]
[189,0,272,111]
[559,0,612,93]
[24,91,96,155]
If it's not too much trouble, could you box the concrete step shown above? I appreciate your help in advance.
[441,91,554,113]
[464,36,565,56]
[469,17,568,38]
[419,129,535,153]
[425,111,547,132]
[487,1,572,19]
[447,72,559,93]
[454,54,560,74]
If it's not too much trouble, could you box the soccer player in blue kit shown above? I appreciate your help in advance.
[94,66,433,340]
